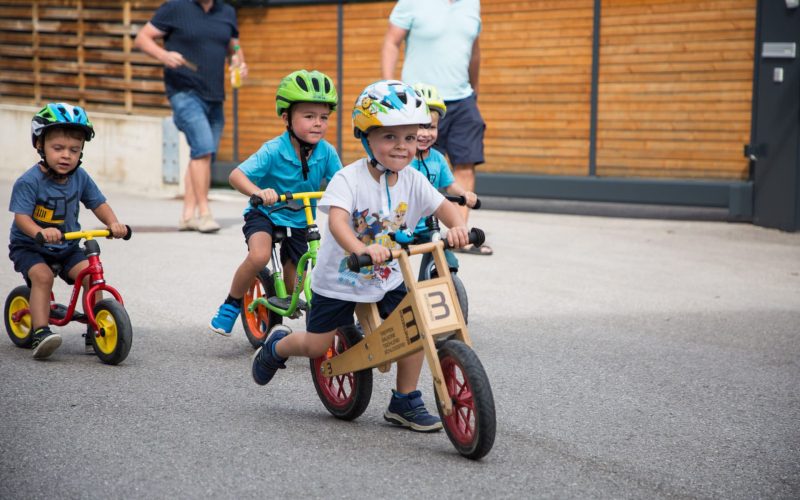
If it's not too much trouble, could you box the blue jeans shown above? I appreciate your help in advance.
[169,91,224,159]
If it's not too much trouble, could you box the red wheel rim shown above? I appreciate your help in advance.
[441,356,476,446]
[243,279,268,341]
[313,333,355,409]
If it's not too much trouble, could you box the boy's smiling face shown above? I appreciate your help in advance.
[38,128,84,176]
[416,111,440,152]
[284,102,331,145]
[368,124,419,172]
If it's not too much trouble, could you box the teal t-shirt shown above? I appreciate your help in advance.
[389,0,481,101]
[237,131,342,228]
[409,148,454,234]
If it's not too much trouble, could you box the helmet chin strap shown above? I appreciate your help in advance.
[361,136,388,172]
[286,114,313,180]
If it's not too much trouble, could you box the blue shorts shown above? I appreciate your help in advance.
[305,284,408,334]
[169,90,224,159]
[242,210,308,266]
[434,93,485,166]
[8,242,86,287]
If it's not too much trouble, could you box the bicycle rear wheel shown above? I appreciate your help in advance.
[242,269,282,349]
[311,325,372,421]
[435,339,496,460]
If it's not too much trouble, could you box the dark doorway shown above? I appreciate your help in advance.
[751,1,800,231]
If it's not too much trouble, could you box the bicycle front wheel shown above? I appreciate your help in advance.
[92,299,133,365]
[436,339,496,460]
[242,269,282,349]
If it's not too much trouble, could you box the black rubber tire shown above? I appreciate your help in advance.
[242,269,283,349]
[4,285,34,348]
[310,324,373,421]
[92,299,133,365]
[435,339,496,460]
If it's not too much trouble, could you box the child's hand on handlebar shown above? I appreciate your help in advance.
[445,226,470,249]
[464,191,478,208]
[255,188,279,206]
[364,243,391,265]
[108,222,128,239]
[39,227,62,244]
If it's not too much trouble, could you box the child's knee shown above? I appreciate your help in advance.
[247,247,271,267]
[27,264,54,287]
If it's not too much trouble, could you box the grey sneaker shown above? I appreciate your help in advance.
[178,216,198,231]
[83,328,95,354]
[196,214,220,233]
[32,327,62,359]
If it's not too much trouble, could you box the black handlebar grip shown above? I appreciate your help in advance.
[249,194,263,208]
[35,232,45,245]
[444,194,481,210]
[123,225,133,240]
[347,253,374,272]
[443,227,485,249]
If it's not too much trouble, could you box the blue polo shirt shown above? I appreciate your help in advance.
[150,0,238,102]
[237,132,342,228]
[389,0,481,101]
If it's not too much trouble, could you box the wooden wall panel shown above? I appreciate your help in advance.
[0,0,168,113]
[1,0,757,182]
[596,0,756,179]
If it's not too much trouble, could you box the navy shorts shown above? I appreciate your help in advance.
[242,210,308,266]
[8,242,86,287]
[434,93,486,166]
[169,90,224,159]
[305,284,408,334]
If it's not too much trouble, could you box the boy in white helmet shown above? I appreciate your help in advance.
[251,80,470,432]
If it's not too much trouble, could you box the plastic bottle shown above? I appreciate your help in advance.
[230,45,242,89]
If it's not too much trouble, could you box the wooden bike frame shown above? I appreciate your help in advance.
[319,240,470,416]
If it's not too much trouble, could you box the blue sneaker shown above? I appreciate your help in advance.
[209,303,241,336]
[251,325,291,386]
[383,390,443,432]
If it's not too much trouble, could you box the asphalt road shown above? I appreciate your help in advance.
[1,184,799,499]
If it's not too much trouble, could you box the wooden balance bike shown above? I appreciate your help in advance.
[310,228,496,460]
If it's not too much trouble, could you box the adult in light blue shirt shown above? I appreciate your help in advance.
[382,0,492,255]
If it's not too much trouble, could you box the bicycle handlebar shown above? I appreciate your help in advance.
[35,225,133,245]
[347,227,485,272]
[249,191,325,208]
[444,194,481,210]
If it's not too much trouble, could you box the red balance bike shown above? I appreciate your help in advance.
[4,227,133,365]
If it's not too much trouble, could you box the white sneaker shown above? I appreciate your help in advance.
[178,216,198,231]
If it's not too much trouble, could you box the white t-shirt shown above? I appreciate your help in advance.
[312,158,445,302]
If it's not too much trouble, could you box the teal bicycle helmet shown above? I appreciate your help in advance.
[31,102,95,147]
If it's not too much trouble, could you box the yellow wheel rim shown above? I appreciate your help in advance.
[8,296,32,340]
[94,309,118,355]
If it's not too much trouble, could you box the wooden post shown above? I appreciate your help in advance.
[77,0,85,107]
[32,2,41,105]
[123,1,133,113]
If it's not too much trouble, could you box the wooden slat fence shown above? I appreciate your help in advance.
[0,0,757,181]
[0,0,168,113]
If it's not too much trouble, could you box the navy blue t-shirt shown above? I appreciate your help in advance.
[150,0,239,102]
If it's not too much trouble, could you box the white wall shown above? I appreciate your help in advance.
[0,103,188,196]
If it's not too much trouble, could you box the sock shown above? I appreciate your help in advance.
[33,326,52,336]
[393,390,409,399]
[224,295,242,308]
[270,341,287,362]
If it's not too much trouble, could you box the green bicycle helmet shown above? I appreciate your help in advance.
[31,102,95,147]
[275,69,338,117]
[413,83,447,118]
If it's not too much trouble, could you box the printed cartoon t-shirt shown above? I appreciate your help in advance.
[312,158,444,302]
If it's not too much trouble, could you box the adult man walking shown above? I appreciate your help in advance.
[381,0,491,255]
[135,0,247,233]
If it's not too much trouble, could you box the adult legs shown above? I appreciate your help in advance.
[183,154,212,222]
